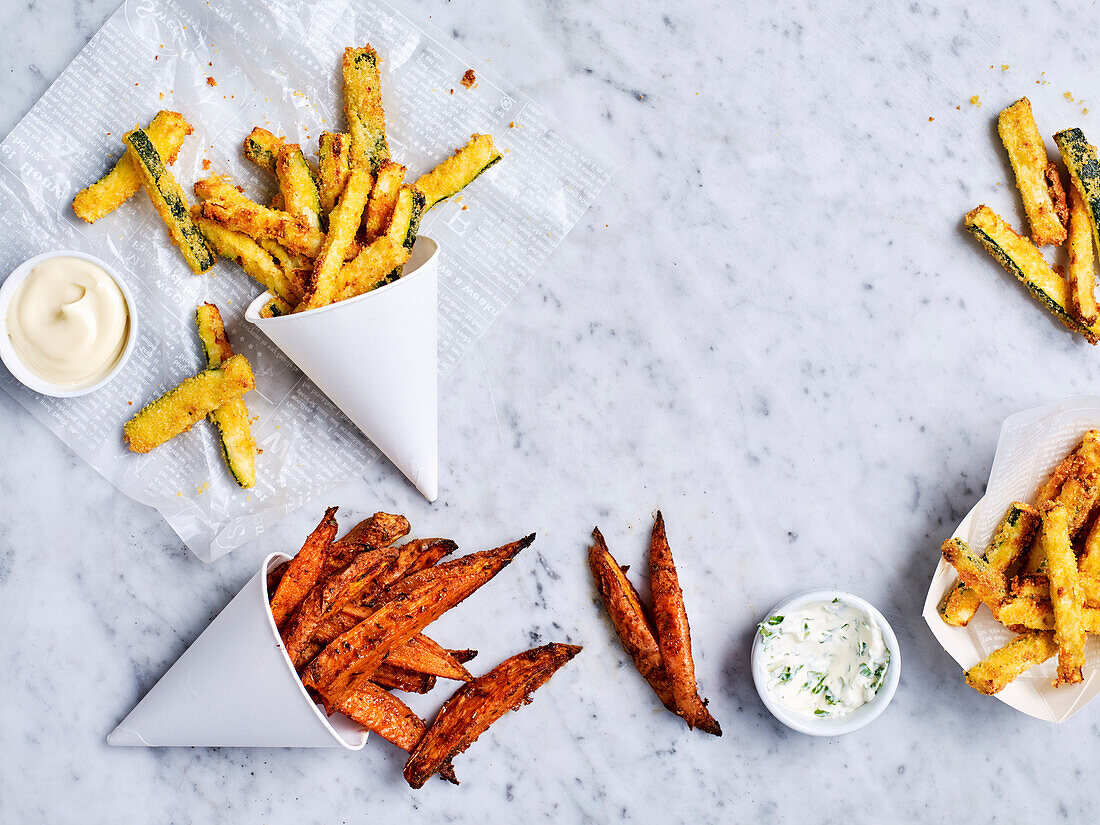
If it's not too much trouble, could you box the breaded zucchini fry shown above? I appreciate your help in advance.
[589,527,677,713]
[269,507,339,628]
[648,512,721,736]
[939,501,1038,626]
[940,537,1008,608]
[296,168,373,311]
[337,237,406,300]
[1067,184,1099,324]
[414,133,501,211]
[363,159,406,239]
[277,143,322,232]
[195,174,323,257]
[1025,432,1100,571]
[192,209,304,305]
[403,643,582,789]
[123,354,254,453]
[317,131,352,218]
[244,127,283,173]
[125,128,215,274]
[997,98,1066,246]
[343,46,389,173]
[1041,505,1086,686]
[964,631,1057,695]
[1056,129,1100,279]
[195,303,257,488]
[302,535,534,710]
[964,204,1099,343]
[74,110,192,223]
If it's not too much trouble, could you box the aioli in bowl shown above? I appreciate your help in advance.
[5,255,130,388]
[757,596,892,720]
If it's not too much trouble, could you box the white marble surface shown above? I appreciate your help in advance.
[5,0,1100,821]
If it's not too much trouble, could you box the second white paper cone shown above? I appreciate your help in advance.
[247,237,440,501]
[107,554,367,748]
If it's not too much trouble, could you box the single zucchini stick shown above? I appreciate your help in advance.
[343,46,390,173]
[276,143,322,232]
[589,527,678,714]
[964,631,1057,695]
[195,303,257,488]
[996,594,1100,633]
[1040,505,1086,686]
[259,296,292,318]
[74,110,192,223]
[997,98,1067,246]
[244,127,283,173]
[1036,449,1083,510]
[1056,128,1100,271]
[384,634,474,682]
[940,537,1008,609]
[1067,183,1099,324]
[1013,572,1100,608]
[258,239,311,298]
[648,512,721,736]
[195,174,323,257]
[964,204,1100,343]
[302,535,535,711]
[317,131,352,218]
[363,159,406,238]
[269,506,339,628]
[403,643,582,789]
[341,511,413,547]
[122,354,254,453]
[381,186,426,282]
[938,501,1039,627]
[414,133,502,211]
[192,210,304,306]
[124,128,215,275]
[296,168,374,311]
[336,239,403,301]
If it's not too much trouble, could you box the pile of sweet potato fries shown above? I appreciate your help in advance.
[268,507,580,788]
[589,511,721,735]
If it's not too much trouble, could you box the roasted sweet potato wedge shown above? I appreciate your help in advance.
[385,634,474,682]
[269,507,339,628]
[342,512,411,547]
[302,535,534,709]
[588,527,677,713]
[403,643,582,789]
[649,512,721,735]
[373,662,437,694]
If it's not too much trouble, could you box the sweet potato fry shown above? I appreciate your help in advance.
[269,507,339,628]
[588,527,676,714]
[648,512,721,736]
[390,537,458,578]
[448,649,478,664]
[303,535,534,709]
[342,512,411,547]
[373,663,436,694]
[385,634,474,682]
[403,643,582,789]
[336,682,457,784]
[964,631,1057,694]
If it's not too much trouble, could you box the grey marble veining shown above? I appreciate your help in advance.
[4,0,1100,821]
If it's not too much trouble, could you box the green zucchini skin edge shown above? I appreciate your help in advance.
[423,153,502,211]
[128,129,215,272]
[1056,128,1100,252]
[244,137,278,173]
[966,222,1086,336]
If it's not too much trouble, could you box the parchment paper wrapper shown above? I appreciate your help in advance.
[108,553,367,748]
[0,0,609,561]
[247,237,439,501]
[923,396,1100,722]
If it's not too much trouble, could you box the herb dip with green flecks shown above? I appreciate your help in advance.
[757,598,890,718]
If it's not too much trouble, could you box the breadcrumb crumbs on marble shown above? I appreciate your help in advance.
[1065,92,1075,101]
[461,69,477,89]
[159,92,164,99]
[206,76,217,86]
[970,95,981,107]
[202,158,211,170]
[1002,64,1010,70]
[928,116,934,122]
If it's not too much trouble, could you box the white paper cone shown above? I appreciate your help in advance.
[107,553,368,748]
[246,237,440,501]
[923,396,1100,723]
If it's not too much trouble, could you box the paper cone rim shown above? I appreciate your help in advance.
[260,552,369,749]
[245,236,440,322]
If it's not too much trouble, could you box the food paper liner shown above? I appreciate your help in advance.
[108,553,367,748]
[247,237,439,502]
[923,396,1100,722]
[0,0,609,561]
